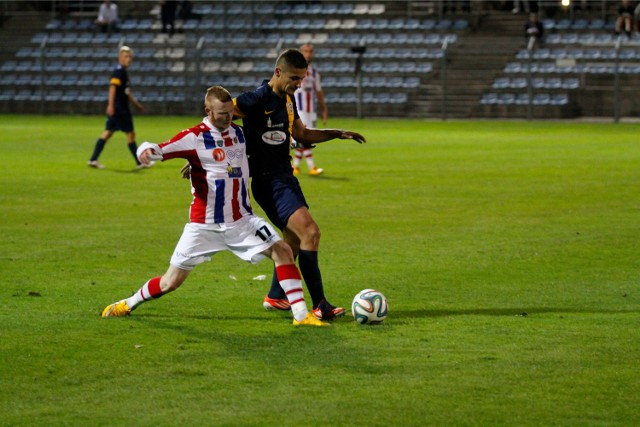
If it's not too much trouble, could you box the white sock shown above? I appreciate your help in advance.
[303,149,315,169]
[276,264,308,321]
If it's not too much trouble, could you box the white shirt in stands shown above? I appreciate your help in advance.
[138,117,252,225]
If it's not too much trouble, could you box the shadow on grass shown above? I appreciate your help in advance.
[298,174,350,182]
[392,308,640,318]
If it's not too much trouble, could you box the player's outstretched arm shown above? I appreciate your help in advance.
[293,119,366,145]
[136,142,163,165]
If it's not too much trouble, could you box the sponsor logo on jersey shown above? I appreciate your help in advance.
[225,148,243,160]
[227,165,242,177]
[261,130,287,145]
[213,148,225,162]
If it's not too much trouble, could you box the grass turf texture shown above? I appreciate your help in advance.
[1,115,639,426]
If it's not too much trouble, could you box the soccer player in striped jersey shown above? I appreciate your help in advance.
[88,46,148,169]
[101,85,327,327]
[292,43,328,176]
[234,49,366,320]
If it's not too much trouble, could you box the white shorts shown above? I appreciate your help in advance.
[169,216,280,270]
[297,111,317,128]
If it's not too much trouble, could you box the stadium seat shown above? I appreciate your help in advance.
[0,89,17,101]
[571,19,588,30]
[403,77,420,88]
[421,19,436,31]
[531,78,545,89]
[404,19,420,30]
[510,77,527,89]
[588,19,605,30]
[368,4,385,14]
[533,94,551,105]
[1,61,17,72]
[550,94,569,105]
[337,3,354,14]
[480,93,498,105]
[453,19,469,30]
[515,93,529,105]
[497,93,515,105]
[352,3,369,14]
[562,78,579,89]
[491,77,509,89]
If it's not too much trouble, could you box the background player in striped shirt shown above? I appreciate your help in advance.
[292,43,328,176]
[101,85,326,327]
[88,46,148,169]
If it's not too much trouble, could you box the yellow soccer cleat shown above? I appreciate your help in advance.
[101,300,131,318]
[293,167,301,176]
[308,166,324,176]
[293,313,330,327]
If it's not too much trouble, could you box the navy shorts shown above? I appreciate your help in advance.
[105,111,134,133]
[251,174,308,230]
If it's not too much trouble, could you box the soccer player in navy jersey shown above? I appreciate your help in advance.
[88,46,148,169]
[292,43,328,176]
[101,85,327,327]
[233,49,366,320]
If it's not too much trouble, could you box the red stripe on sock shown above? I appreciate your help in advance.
[148,276,163,298]
[285,288,303,296]
[275,264,302,281]
[289,297,304,305]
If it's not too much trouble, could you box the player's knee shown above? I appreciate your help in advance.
[271,241,295,264]
[303,225,321,247]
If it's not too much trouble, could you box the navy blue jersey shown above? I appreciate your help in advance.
[110,64,130,113]
[234,80,300,176]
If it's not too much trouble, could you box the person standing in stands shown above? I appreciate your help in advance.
[160,0,177,36]
[95,0,119,34]
[524,12,544,42]
[88,46,150,170]
[292,43,328,177]
[616,0,635,38]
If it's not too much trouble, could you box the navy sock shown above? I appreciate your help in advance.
[298,249,324,308]
[267,265,286,300]
[128,141,140,165]
[90,138,106,161]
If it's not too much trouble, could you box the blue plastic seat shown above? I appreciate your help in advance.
[510,77,527,89]
[550,94,568,105]
[533,94,550,105]
[497,93,515,104]
[492,77,509,89]
[515,93,529,105]
[480,93,498,105]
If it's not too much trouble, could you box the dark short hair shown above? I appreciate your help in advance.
[205,85,232,106]
[275,49,308,70]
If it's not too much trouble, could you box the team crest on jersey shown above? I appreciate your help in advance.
[227,165,242,177]
[216,139,224,147]
[287,102,293,114]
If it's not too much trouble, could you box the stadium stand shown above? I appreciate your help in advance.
[1,1,639,118]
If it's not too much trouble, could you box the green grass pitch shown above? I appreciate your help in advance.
[1,114,639,426]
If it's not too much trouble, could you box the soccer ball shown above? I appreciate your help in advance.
[351,289,388,324]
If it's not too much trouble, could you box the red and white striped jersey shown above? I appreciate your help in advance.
[294,63,322,116]
[157,118,253,225]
